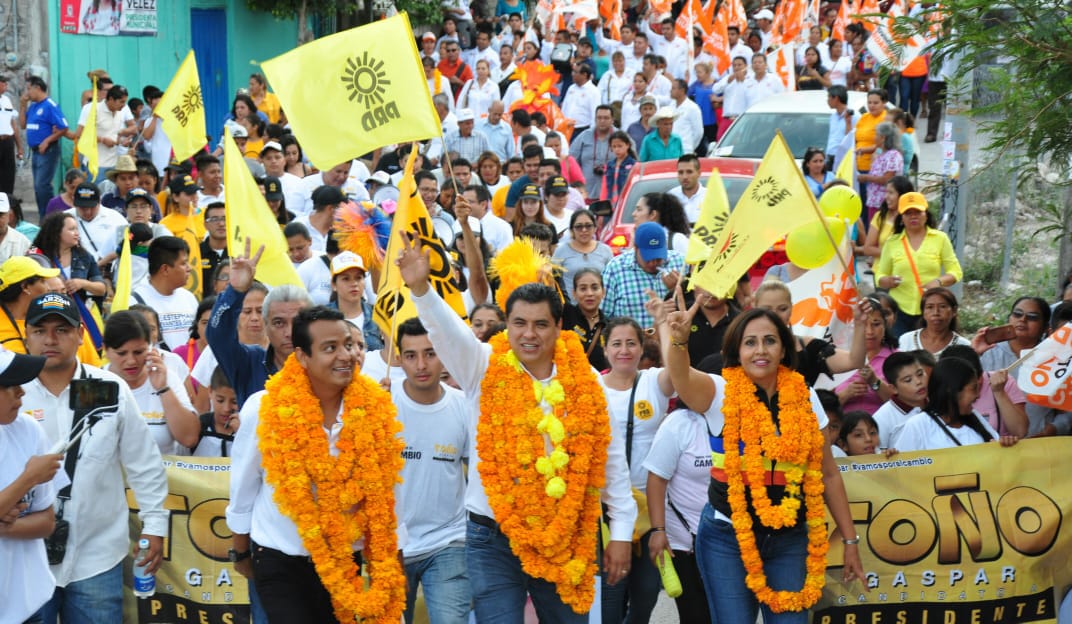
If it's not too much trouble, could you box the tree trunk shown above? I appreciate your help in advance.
[1057,184,1072,298]
[297,0,311,45]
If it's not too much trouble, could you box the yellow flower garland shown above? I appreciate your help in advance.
[479,330,610,613]
[721,366,829,613]
[258,355,406,623]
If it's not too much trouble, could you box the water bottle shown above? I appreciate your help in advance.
[133,538,156,598]
[657,552,683,598]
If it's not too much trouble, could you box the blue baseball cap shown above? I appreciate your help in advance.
[634,222,667,262]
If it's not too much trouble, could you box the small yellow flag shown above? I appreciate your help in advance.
[691,132,823,298]
[222,129,303,288]
[835,139,855,187]
[374,147,468,339]
[260,13,442,170]
[156,50,208,162]
[685,168,731,265]
[77,78,98,179]
[111,227,132,313]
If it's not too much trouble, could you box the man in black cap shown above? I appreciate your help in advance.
[0,345,65,623]
[20,293,167,623]
[294,185,344,254]
[67,182,127,269]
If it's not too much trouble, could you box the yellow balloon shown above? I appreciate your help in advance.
[786,218,846,270]
[819,185,863,223]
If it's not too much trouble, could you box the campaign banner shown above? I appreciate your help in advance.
[60,0,157,36]
[817,438,1072,624]
[124,456,250,624]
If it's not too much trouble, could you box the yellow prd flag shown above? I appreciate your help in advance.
[111,227,132,313]
[374,147,468,339]
[156,50,208,162]
[77,78,98,179]
[692,132,823,298]
[260,13,441,171]
[222,129,302,288]
[835,136,855,187]
[685,168,731,265]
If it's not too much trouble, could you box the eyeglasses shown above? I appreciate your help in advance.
[205,216,226,223]
[1011,309,1042,322]
[572,223,595,231]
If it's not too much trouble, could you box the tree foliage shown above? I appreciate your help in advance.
[914,1,1072,173]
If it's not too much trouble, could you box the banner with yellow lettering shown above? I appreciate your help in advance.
[817,439,1072,624]
[124,457,249,624]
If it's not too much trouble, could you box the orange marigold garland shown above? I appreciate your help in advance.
[721,366,829,613]
[258,355,406,623]
[479,330,610,613]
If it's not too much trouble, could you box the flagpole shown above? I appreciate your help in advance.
[382,141,422,379]
[1003,346,1038,373]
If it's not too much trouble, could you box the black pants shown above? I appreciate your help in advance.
[0,136,16,195]
[671,549,711,623]
[926,80,947,139]
[252,543,361,623]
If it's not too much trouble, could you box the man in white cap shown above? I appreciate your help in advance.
[419,31,440,64]
[0,193,29,262]
[444,108,491,163]
[259,140,304,213]
[367,170,399,207]
[754,8,776,51]
[639,107,684,161]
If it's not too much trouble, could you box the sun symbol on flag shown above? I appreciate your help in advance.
[341,52,391,106]
[749,176,780,204]
[182,85,203,113]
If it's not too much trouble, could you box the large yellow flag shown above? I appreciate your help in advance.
[692,133,823,298]
[77,78,98,179]
[222,129,302,288]
[111,227,132,313]
[260,13,441,170]
[685,168,731,265]
[374,148,468,339]
[156,50,208,162]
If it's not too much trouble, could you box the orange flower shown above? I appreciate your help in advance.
[721,366,829,613]
[258,356,406,623]
[478,331,610,613]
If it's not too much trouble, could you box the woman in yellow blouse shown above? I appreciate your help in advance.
[874,191,962,338]
[248,73,284,125]
[857,175,913,259]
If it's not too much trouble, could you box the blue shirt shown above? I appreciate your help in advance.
[476,119,514,161]
[25,98,68,147]
[688,81,718,125]
[207,286,281,407]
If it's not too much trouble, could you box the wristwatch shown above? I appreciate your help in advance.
[869,380,880,392]
[228,548,251,562]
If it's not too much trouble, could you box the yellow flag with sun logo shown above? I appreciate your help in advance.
[260,13,441,170]
[155,50,208,162]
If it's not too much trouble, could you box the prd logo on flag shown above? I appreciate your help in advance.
[341,51,400,132]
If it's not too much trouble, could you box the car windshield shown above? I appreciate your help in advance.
[619,175,753,224]
[716,113,831,159]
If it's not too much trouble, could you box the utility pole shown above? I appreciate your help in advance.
[940,66,971,299]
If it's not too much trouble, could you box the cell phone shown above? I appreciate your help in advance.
[984,324,1016,345]
[69,379,120,413]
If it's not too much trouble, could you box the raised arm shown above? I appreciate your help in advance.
[658,286,716,412]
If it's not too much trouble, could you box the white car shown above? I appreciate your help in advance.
[709,90,875,164]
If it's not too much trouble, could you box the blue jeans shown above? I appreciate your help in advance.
[37,562,123,624]
[694,504,809,624]
[466,518,589,623]
[899,75,926,117]
[601,529,660,623]
[31,142,60,213]
[404,544,471,624]
[248,580,268,623]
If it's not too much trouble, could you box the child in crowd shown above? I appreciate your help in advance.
[940,345,1029,438]
[815,389,845,457]
[192,367,239,457]
[873,351,929,449]
[837,411,882,456]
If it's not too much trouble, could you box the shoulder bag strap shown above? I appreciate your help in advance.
[667,498,695,539]
[59,365,91,502]
[77,218,100,255]
[926,411,963,447]
[625,374,640,467]
[585,320,605,357]
[901,235,924,296]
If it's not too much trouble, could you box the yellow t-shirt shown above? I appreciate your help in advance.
[256,92,283,125]
[244,137,265,160]
[855,110,887,172]
[869,211,895,250]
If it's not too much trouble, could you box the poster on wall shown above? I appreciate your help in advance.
[59,0,157,36]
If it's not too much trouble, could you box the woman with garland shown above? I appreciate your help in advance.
[600,316,675,622]
[660,288,864,624]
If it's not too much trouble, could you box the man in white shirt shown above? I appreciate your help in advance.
[295,161,367,216]
[391,318,472,624]
[74,85,136,181]
[227,305,405,621]
[416,170,457,245]
[457,184,513,253]
[22,292,167,623]
[726,26,754,68]
[713,56,752,127]
[66,182,127,266]
[464,29,499,71]
[476,100,514,161]
[560,64,601,136]
[419,31,440,64]
[294,186,344,254]
[0,192,29,261]
[400,243,636,622]
[259,140,304,211]
[598,52,637,104]
[595,22,638,59]
[669,79,705,154]
[667,154,707,224]
[195,154,225,209]
[131,237,198,350]
[754,9,775,52]
[641,54,673,103]
[644,17,691,80]
[744,53,786,110]
[625,30,651,75]
[0,74,23,195]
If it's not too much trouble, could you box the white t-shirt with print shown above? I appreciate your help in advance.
[891,411,999,452]
[132,284,199,351]
[127,370,196,455]
[604,367,674,491]
[642,409,712,551]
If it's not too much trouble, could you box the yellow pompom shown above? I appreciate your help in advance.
[488,238,562,314]
[535,456,553,476]
[547,417,566,444]
[532,380,544,403]
[544,380,565,405]
[545,476,567,498]
[549,448,570,469]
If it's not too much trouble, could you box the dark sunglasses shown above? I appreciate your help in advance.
[1011,309,1042,322]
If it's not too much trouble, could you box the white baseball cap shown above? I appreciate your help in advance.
[330,251,367,276]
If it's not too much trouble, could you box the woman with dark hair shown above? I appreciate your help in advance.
[45,169,87,217]
[875,192,962,337]
[239,114,267,159]
[469,302,505,341]
[552,209,614,302]
[802,147,835,198]
[852,88,888,206]
[857,175,913,259]
[833,292,900,414]
[31,212,106,302]
[632,192,690,256]
[511,183,556,239]
[103,310,199,454]
[174,296,216,413]
[661,297,863,624]
[600,316,674,623]
[7,197,39,241]
[891,357,1018,451]
[897,287,970,355]
[248,72,284,124]
[796,45,830,90]
[281,135,312,178]
[561,268,609,370]
[976,297,1051,371]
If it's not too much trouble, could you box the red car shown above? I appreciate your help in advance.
[596,157,787,283]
